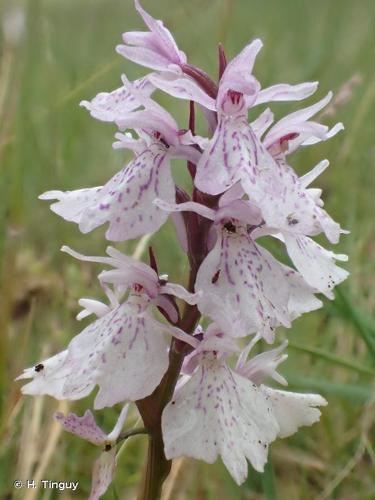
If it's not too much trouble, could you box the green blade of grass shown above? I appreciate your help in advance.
[333,288,375,360]
[286,376,373,404]
[288,341,375,376]
[261,455,278,500]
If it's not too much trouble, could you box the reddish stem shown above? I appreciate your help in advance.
[218,43,227,80]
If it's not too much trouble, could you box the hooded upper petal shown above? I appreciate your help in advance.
[117,0,186,71]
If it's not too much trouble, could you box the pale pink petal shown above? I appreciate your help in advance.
[107,404,130,441]
[299,159,330,188]
[218,183,245,207]
[241,158,341,243]
[254,82,318,106]
[178,129,210,150]
[89,449,116,500]
[236,341,288,386]
[112,132,147,153]
[195,114,263,195]
[54,410,107,445]
[222,39,263,79]
[262,387,327,438]
[216,200,262,226]
[133,0,185,65]
[162,357,279,484]
[80,76,154,122]
[149,72,216,110]
[270,92,333,130]
[153,198,216,221]
[218,39,263,107]
[62,246,159,298]
[250,108,274,138]
[155,294,179,323]
[171,212,188,251]
[39,188,102,223]
[77,299,111,321]
[263,92,338,151]
[195,226,294,341]
[76,146,174,241]
[283,266,323,318]
[283,234,349,298]
[301,122,344,146]
[116,44,173,71]
[160,282,201,305]
[16,350,72,400]
[62,300,170,408]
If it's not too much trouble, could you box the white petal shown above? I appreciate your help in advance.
[195,227,294,341]
[283,266,323,317]
[254,82,318,106]
[78,145,175,241]
[154,198,216,221]
[162,357,279,485]
[262,387,327,438]
[63,301,170,408]
[160,282,201,305]
[237,341,288,386]
[149,72,216,110]
[89,449,116,500]
[195,114,262,195]
[17,350,74,400]
[299,160,330,188]
[80,75,154,122]
[242,158,341,243]
[39,188,102,223]
[283,234,349,298]
[107,404,129,441]
[250,108,274,138]
[77,298,111,321]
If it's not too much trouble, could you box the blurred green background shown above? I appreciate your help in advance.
[0,0,374,498]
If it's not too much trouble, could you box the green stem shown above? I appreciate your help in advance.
[116,427,148,445]
[138,431,171,500]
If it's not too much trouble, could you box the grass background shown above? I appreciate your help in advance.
[0,0,374,498]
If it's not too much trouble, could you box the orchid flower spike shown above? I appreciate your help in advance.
[162,328,327,485]
[55,405,129,500]
[19,1,349,494]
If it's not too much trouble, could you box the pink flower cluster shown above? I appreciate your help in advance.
[17,1,348,497]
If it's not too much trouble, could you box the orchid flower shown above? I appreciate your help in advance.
[55,405,129,500]
[162,327,327,485]
[155,195,322,342]
[40,87,200,242]
[17,247,199,409]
